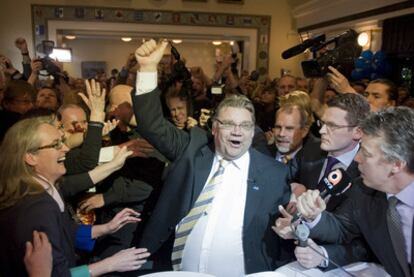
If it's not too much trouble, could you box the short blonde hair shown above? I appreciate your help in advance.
[278,90,314,127]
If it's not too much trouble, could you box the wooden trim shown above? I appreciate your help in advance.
[298,1,414,33]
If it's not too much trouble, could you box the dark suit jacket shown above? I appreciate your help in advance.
[132,88,291,274]
[311,178,414,277]
[269,134,322,183]
[0,191,77,277]
[296,142,373,269]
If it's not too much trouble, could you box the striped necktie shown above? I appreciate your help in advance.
[171,159,229,270]
[281,155,291,164]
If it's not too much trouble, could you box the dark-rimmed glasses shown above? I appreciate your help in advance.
[215,118,254,131]
[34,137,66,151]
[317,119,356,131]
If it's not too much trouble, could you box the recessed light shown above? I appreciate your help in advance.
[121,37,132,42]
[65,35,76,40]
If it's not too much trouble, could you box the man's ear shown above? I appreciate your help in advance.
[391,159,406,174]
[352,126,363,140]
[24,152,38,167]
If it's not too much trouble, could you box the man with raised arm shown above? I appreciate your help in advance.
[130,39,291,276]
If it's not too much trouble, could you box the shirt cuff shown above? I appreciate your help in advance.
[75,224,96,252]
[70,265,90,277]
[99,146,115,163]
[318,246,330,268]
[135,71,157,95]
[303,213,322,229]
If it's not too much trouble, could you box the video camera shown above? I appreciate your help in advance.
[282,29,362,78]
[35,40,62,77]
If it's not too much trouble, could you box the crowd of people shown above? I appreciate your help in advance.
[0,36,412,277]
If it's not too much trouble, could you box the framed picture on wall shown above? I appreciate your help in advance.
[217,0,244,4]
[81,61,106,79]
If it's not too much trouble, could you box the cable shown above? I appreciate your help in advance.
[291,223,357,277]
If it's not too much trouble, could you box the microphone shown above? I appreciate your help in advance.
[291,168,352,223]
[294,223,310,247]
[281,34,325,59]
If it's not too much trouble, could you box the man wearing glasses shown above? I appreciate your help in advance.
[130,39,291,276]
[275,93,373,271]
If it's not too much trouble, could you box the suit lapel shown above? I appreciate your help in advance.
[243,150,264,229]
[193,144,215,205]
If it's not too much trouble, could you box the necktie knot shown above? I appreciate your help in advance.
[325,156,340,173]
[282,155,291,164]
[388,196,399,207]
[219,159,230,169]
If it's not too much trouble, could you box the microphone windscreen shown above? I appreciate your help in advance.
[319,168,352,198]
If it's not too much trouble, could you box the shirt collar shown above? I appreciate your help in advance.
[387,180,414,208]
[215,151,249,170]
[329,143,359,168]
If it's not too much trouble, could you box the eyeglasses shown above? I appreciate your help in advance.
[34,137,66,151]
[317,119,356,131]
[215,118,254,131]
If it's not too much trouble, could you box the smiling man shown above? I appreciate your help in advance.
[131,39,290,276]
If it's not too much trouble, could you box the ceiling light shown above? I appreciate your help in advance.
[172,39,182,44]
[357,32,369,47]
[229,41,234,46]
[65,35,76,40]
[121,37,132,42]
[212,41,222,46]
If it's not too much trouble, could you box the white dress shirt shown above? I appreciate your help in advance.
[181,153,249,277]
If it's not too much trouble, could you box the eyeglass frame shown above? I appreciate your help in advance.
[214,118,254,131]
[33,137,66,152]
[317,119,356,131]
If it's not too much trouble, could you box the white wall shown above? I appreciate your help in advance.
[63,38,231,78]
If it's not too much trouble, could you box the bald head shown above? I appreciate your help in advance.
[108,84,136,126]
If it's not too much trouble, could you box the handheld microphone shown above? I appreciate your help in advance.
[291,168,352,223]
[281,34,325,59]
[294,223,310,247]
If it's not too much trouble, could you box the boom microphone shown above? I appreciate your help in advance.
[281,34,325,59]
[291,168,352,223]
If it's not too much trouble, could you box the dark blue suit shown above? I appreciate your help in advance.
[131,89,291,273]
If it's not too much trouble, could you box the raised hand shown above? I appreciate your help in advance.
[15,37,29,53]
[79,79,106,122]
[102,119,119,137]
[135,39,169,72]
[327,66,357,94]
[272,205,295,240]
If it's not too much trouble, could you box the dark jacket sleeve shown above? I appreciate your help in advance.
[132,88,190,162]
[59,173,94,199]
[64,123,103,175]
[103,176,153,206]
[321,239,373,270]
